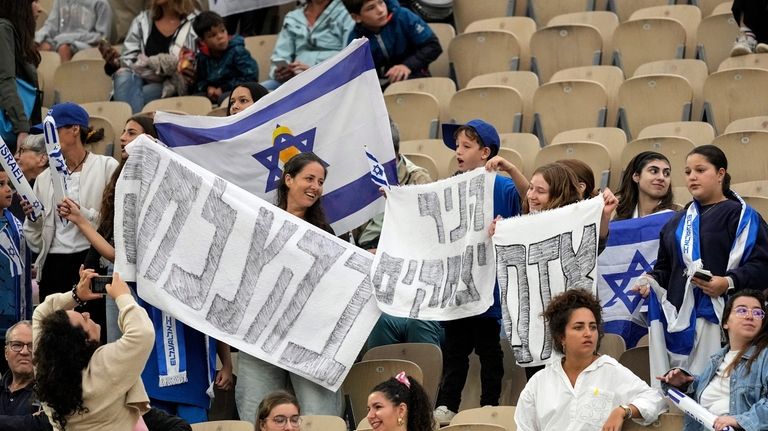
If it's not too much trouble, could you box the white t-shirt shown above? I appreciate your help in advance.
[515,355,667,431]
[700,350,739,416]
[50,172,91,253]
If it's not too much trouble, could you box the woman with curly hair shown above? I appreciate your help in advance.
[367,372,435,431]
[515,289,665,431]
[33,267,154,430]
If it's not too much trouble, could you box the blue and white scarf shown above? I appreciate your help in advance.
[0,209,29,322]
[648,193,760,383]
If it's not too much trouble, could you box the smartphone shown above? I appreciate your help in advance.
[91,275,112,294]
[693,269,712,282]
[273,60,289,69]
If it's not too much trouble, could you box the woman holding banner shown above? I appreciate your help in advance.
[515,289,665,431]
[614,151,677,220]
[237,152,342,425]
[659,289,768,431]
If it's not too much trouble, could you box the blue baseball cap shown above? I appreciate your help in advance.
[441,119,500,155]
[31,102,89,133]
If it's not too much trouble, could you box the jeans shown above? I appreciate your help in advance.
[113,69,163,113]
[235,352,343,425]
[366,313,443,349]
[260,79,282,91]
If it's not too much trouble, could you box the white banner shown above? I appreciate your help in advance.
[494,197,603,367]
[207,0,295,17]
[114,136,381,391]
[371,169,497,320]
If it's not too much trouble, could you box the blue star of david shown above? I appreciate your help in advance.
[602,250,656,310]
[252,127,319,192]
[372,165,384,176]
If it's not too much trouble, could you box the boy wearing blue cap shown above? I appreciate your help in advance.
[434,119,521,422]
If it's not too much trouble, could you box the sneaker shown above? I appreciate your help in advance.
[433,405,456,423]
[731,33,757,56]
[757,43,768,53]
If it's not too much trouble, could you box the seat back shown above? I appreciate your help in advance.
[467,72,539,133]
[743,196,768,220]
[402,153,439,181]
[533,80,608,146]
[552,127,626,187]
[244,34,278,81]
[38,51,60,108]
[637,121,715,147]
[453,0,512,33]
[451,406,517,431]
[142,96,213,116]
[622,136,695,186]
[440,425,508,431]
[703,68,768,134]
[612,18,686,77]
[617,74,693,140]
[598,333,627,359]
[190,420,253,431]
[692,0,732,17]
[618,346,651,385]
[530,24,603,83]
[609,0,674,22]
[448,86,523,134]
[535,141,612,188]
[301,415,347,431]
[342,359,423,424]
[623,413,685,431]
[449,31,521,89]
[87,115,117,158]
[551,65,624,127]
[629,5,701,59]
[400,139,456,180]
[711,131,768,184]
[499,133,541,178]
[548,11,620,65]
[384,92,440,140]
[529,0,594,28]
[725,116,768,134]
[81,101,133,155]
[385,77,456,125]
[465,17,537,70]
[363,343,443,407]
[718,53,768,72]
[634,59,708,120]
[429,23,456,78]
[696,11,739,73]
[54,59,113,104]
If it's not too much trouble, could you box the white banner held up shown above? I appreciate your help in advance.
[114,136,381,391]
[494,197,603,367]
[371,168,496,320]
[0,137,43,221]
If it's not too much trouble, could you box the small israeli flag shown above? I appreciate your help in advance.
[366,146,390,190]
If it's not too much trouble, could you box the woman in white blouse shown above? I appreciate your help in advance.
[515,288,666,431]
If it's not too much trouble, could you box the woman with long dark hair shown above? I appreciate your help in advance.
[660,290,768,431]
[614,151,676,220]
[0,0,42,150]
[237,152,340,424]
[33,269,154,430]
[227,82,269,116]
[367,373,435,431]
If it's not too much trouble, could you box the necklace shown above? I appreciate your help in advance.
[67,151,88,174]
[700,199,725,216]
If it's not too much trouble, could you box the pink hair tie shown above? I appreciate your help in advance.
[395,371,411,389]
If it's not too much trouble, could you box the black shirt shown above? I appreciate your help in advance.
[145,22,174,57]
[0,371,52,431]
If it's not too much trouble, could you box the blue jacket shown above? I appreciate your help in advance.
[195,35,258,93]
[663,345,768,431]
[269,0,354,80]
[348,0,442,81]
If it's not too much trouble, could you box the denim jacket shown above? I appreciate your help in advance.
[663,345,768,431]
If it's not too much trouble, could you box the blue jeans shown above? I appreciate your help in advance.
[260,79,282,91]
[235,352,343,425]
[113,69,163,113]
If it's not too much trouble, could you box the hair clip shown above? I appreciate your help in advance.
[395,371,410,389]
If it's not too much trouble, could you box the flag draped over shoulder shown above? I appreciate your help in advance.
[153,38,397,235]
[597,211,674,348]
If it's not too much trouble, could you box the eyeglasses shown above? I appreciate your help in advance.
[269,415,302,428]
[6,341,33,353]
[734,306,766,320]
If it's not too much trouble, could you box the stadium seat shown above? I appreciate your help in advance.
[467,72,538,133]
[71,47,104,61]
[449,148,523,179]
[451,406,517,431]
[598,333,627,359]
[711,131,768,184]
[552,127,626,188]
[384,92,441,140]
[300,415,347,431]
[81,101,133,149]
[637,121,715,147]
[363,342,442,407]
[696,11,740,73]
[453,0,512,34]
[530,24,603,83]
[618,346,651,385]
[743,196,768,220]
[703,68,768,134]
[440,425,507,431]
[535,141,612,189]
[617,74,693,140]
[207,106,228,117]
[609,0,674,22]
[499,133,541,178]
[53,59,113,104]
[87,115,116,158]
[692,0,732,17]
[190,421,253,431]
[629,5,701,59]
[622,136,695,187]
[38,51,61,108]
[385,77,457,126]
[634,59,708,120]
[725,116,768,134]
[448,86,524,134]
[548,11,620,66]
[449,31,521,89]
[399,139,456,179]
[623,413,685,431]
[732,181,768,198]
[465,17,537,70]
[458,352,482,411]
[550,65,624,127]
[718,53,768,72]
[636,333,650,347]
[428,23,456,79]
[612,18,686,77]
[402,153,439,181]
[35,7,47,31]
[142,96,213,116]
[529,0,594,28]
[342,359,423,424]
[356,417,373,431]
[532,80,608,146]
[243,34,278,82]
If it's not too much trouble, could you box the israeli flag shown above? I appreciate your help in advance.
[597,211,675,348]
[153,39,398,234]
[365,146,390,190]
